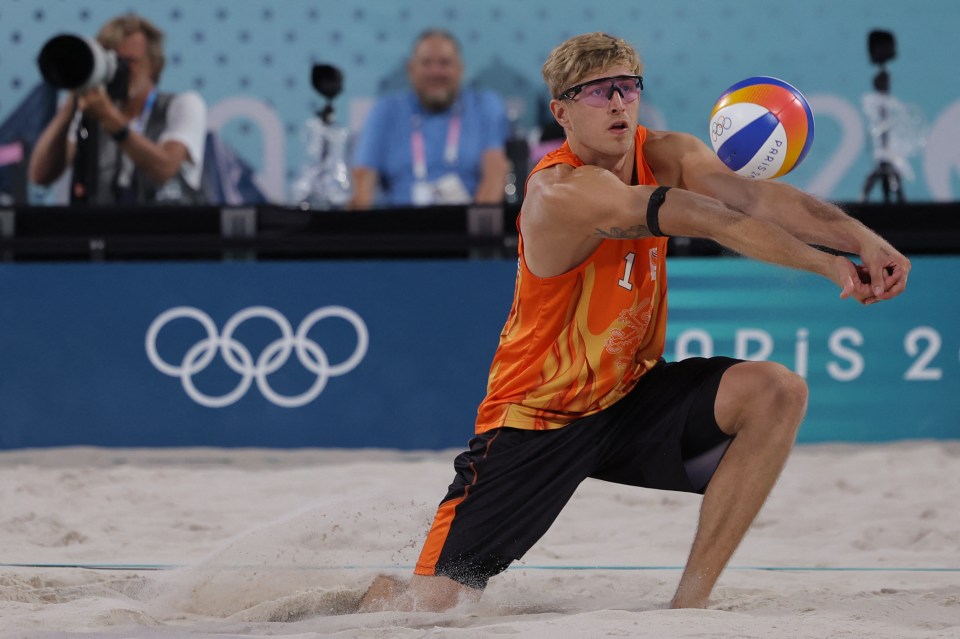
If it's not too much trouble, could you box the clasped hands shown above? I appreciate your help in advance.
[836,241,911,305]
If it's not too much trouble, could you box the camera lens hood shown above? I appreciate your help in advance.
[38,34,118,92]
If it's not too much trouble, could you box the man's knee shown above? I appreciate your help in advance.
[758,361,808,413]
[717,361,808,435]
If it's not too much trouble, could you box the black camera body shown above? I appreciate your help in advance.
[867,30,896,95]
[37,34,129,100]
[868,30,896,66]
[311,63,343,123]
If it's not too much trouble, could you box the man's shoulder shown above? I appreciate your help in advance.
[373,91,414,108]
[528,162,575,187]
[642,128,705,177]
[463,87,501,100]
[364,92,415,125]
[525,162,588,205]
[166,90,207,112]
[644,128,702,151]
[462,88,505,111]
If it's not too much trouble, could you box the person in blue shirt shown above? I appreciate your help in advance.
[349,29,510,208]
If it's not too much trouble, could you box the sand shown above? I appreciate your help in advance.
[1,441,958,638]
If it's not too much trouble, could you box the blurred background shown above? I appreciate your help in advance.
[1,0,957,204]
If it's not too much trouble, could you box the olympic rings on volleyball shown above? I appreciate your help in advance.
[145,306,369,408]
[711,116,732,142]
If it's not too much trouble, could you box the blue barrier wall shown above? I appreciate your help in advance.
[0,257,956,449]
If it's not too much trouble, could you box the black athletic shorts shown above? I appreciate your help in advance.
[414,356,742,589]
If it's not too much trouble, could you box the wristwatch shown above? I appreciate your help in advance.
[111,125,130,143]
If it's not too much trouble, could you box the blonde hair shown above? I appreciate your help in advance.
[96,13,166,83]
[541,32,643,99]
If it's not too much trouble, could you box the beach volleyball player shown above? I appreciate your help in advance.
[360,32,910,612]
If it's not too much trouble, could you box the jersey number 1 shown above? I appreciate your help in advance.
[617,252,637,290]
[617,250,657,291]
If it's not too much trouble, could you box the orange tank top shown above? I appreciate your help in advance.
[475,126,669,433]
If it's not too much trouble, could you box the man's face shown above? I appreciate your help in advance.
[408,36,463,112]
[115,30,157,102]
[553,65,641,159]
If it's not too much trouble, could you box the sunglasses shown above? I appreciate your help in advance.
[559,75,644,108]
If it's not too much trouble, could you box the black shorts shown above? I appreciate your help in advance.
[414,356,743,589]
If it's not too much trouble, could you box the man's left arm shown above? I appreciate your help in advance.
[474,148,509,204]
[472,91,509,205]
[156,91,208,180]
[672,132,910,302]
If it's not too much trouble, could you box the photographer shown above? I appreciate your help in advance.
[29,14,207,205]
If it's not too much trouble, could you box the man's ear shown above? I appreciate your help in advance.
[549,99,568,128]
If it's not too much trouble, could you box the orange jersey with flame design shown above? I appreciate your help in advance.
[475,126,669,433]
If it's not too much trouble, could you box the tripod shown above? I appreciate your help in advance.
[861,160,903,204]
[860,68,904,204]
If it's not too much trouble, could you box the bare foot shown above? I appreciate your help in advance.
[358,574,407,612]
[358,573,480,613]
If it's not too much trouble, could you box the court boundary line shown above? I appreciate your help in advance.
[2,563,960,573]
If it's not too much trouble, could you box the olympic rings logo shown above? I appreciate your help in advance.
[145,306,368,408]
[711,116,732,142]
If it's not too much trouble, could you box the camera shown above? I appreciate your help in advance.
[868,30,896,67]
[311,63,343,123]
[867,30,896,94]
[37,34,129,100]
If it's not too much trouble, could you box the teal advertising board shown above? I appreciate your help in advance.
[664,258,959,441]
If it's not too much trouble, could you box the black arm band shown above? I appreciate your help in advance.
[646,186,671,237]
[111,125,130,143]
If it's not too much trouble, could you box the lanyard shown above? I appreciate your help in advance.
[133,89,158,134]
[410,103,462,181]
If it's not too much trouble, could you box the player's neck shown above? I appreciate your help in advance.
[569,140,635,185]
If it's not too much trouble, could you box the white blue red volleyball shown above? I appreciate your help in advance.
[709,76,814,179]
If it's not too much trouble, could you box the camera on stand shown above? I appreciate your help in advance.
[291,63,352,210]
[860,30,904,204]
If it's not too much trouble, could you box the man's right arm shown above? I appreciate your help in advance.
[527,165,868,302]
[348,98,389,210]
[662,130,909,302]
[649,186,864,299]
[349,167,378,209]
[28,95,77,186]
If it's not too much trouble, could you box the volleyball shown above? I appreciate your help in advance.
[708,76,815,179]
